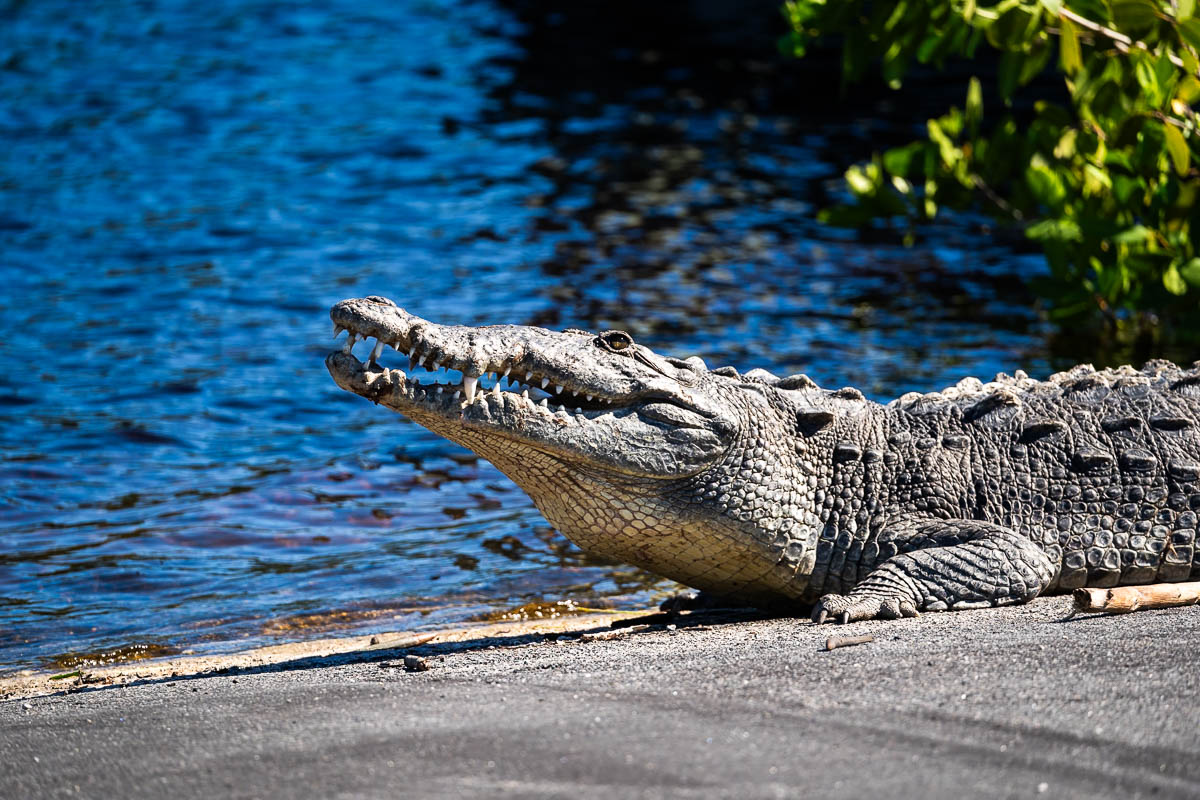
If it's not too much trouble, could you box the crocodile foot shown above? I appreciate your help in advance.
[811,593,919,624]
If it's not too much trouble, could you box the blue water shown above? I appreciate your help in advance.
[1,0,1053,671]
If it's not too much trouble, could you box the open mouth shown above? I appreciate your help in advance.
[330,323,623,419]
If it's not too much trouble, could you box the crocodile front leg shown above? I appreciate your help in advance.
[812,519,1057,624]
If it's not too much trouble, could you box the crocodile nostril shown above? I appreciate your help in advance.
[365,295,396,306]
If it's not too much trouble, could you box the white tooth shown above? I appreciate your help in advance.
[526,372,534,381]
[342,333,357,354]
[333,324,344,338]
[392,342,401,351]
[436,386,443,394]
[452,390,461,400]
[368,339,384,364]
[502,367,511,378]
[491,381,501,396]
[539,398,548,407]
[521,389,529,399]
[555,384,563,394]
[575,407,582,414]
[586,395,593,402]
[541,378,549,389]
[463,374,478,403]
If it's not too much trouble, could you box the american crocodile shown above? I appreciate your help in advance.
[326,296,1200,623]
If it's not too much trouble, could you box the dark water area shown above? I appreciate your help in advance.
[0,0,1090,672]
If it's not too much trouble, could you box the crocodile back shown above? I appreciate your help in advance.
[884,360,1200,590]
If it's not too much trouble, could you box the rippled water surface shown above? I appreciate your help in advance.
[1,0,1062,671]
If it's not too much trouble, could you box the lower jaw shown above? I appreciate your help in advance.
[326,351,591,466]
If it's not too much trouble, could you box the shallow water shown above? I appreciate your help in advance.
[1,0,1062,671]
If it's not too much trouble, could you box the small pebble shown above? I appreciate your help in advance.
[403,655,429,672]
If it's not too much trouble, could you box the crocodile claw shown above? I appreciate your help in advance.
[812,593,920,624]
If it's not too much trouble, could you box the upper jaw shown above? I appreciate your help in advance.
[327,296,696,414]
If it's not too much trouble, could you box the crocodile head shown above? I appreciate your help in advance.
[326,296,829,604]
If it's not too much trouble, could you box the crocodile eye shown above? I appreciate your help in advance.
[597,331,634,352]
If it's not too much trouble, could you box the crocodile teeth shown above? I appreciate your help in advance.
[539,398,548,407]
[526,371,534,381]
[502,367,511,378]
[368,339,385,366]
[586,395,593,402]
[342,333,357,354]
[522,389,529,399]
[409,354,419,371]
[463,374,479,403]
[575,407,582,414]
[452,390,460,400]
[541,378,549,389]
[333,324,345,338]
[491,381,501,397]
[555,384,563,394]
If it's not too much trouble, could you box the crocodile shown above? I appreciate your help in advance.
[326,295,1200,623]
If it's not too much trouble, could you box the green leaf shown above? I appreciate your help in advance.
[988,3,1040,49]
[845,165,875,195]
[998,51,1024,100]
[1164,123,1190,176]
[1026,218,1083,241]
[965,76,983,133]
[1163,263,1188,295]
[1079,163,1111,196]
[1020,41,1054,84]
[1111,174,1140,204]
[1134,55,1161,106]
[1181,257,1200,287]
[883,142,925,176]
[1180,49,1200,82]
[1059,17,1083,74]
[1111,0,1159,36]
[1182,0,1197,22]
[1025,157,1066,207]
[1112,225,1155,245]
[927,118,960,167]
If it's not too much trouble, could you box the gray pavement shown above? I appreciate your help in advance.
[2,596,1198,799]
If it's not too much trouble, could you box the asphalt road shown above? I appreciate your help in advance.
[3,596,1198,799]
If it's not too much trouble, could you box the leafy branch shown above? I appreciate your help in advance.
[782,0,1200,329]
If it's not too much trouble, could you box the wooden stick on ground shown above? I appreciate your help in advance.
[1073,582,1200,615]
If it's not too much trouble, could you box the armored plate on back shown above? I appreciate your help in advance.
[327,296,1200,623]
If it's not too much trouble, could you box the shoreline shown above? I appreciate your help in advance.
[0,609,644,702]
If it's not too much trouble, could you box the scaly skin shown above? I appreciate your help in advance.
[326,296,1200,623]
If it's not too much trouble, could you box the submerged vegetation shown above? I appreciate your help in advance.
[783,0,1200,345]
